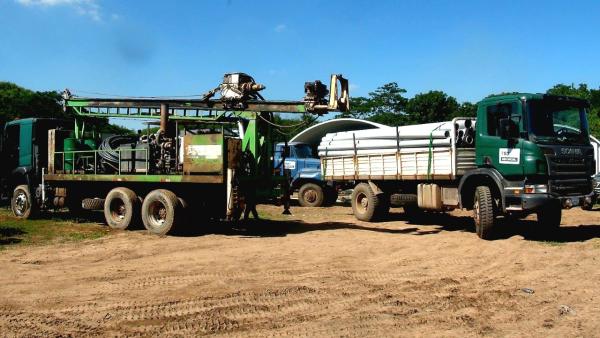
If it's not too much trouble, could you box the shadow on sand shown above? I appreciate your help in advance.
[5,203,599,243]
[166,207,600,243]
[383,210,600,242]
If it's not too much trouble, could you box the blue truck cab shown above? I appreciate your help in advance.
[274,142,336,207]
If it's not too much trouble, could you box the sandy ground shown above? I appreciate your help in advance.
[0,205,599,337]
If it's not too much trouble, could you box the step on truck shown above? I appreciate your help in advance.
[320,94,596,239]
[2,73,350,235]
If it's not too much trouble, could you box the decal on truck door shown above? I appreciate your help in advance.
[284,160,296,170]
[499,148,520,164]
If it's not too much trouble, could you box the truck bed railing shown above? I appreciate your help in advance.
[51,148,150,175]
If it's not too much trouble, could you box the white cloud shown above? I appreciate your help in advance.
[16,0,103,22]
[274,24,286,33]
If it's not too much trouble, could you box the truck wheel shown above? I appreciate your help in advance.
[351,183,382,221]
[11,185,36,219]
[82,198,105,210]
[473,186,495,240]
[142,189,180,235]
[104,187,139,230]
[298,183,325,207]
[537,201,561,230]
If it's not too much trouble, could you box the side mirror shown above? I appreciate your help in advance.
[499,118,519,139]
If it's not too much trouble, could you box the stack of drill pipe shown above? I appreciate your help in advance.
[318,119,475,157]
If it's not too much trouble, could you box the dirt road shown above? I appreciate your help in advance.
[1,205,599,337]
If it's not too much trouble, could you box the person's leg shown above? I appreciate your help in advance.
[251,204,259,219]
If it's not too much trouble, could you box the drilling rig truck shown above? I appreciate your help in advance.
[1,73,349,235]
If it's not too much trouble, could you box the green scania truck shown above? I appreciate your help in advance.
[321,93,596,239]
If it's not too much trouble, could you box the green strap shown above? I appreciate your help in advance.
[426,125,444,180]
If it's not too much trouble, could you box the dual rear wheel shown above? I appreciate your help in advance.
[104,187,181,235]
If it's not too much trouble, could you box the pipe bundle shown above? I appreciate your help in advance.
[318,119,475,157]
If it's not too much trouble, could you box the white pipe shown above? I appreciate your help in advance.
[318,138,452,150]
[41,167,45,207]
[237,121,245,140]
[226,168,235,219]
[319,147,453,156]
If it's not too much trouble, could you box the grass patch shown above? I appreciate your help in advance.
[0,208,109,250]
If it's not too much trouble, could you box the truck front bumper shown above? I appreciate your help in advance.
[520,192,595,211]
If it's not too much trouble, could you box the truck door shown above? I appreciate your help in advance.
[476,101,524,177]
[5,124,21,171]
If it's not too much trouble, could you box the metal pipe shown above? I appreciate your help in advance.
[160,103,169,134]
[41,168,45,206]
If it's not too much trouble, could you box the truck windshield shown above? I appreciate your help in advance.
[528,99,590,145]
[294,144,315,158]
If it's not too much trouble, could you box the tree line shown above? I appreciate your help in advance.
[0,81,131,134]
[337,82,600,137]
[1,81,599,138]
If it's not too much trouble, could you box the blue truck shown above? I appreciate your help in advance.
[274,142,337,207]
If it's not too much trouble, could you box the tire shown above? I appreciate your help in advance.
[537,201,561,230]
[142,189,180,235]
[104,187,139,230]
[82,198,105,210]
[473,186,495,240]
[11,185,36,219]
[298,183,325,207]
[351,183,382,222]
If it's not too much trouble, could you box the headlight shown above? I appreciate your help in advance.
[524,184,548,194]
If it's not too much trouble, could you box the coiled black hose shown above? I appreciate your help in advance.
[98,135,138,165]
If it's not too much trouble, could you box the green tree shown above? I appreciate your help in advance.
[454,102,478,118]
[0,81,132,134]
[270,113,318,143]
[339,82,408,125]
[0,82,65,126]
[404,91,459,124]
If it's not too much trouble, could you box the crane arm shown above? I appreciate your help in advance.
[64,73,349,120]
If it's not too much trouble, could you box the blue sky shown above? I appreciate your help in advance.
[1,0,599,123]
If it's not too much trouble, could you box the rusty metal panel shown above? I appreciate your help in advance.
[48,129,55,174]
[47,129,70,174]
[226,138,241,169]
[183,133,224,175]
[54,187,67,197]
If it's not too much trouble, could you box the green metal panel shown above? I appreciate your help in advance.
[475,98,525,177]
[63,138,78,171]
[44,173,223,184]
[183,133,224,174]
[18,120,33,167]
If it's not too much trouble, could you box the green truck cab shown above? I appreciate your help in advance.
[1,118,68,205]
[459,93,595,237]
